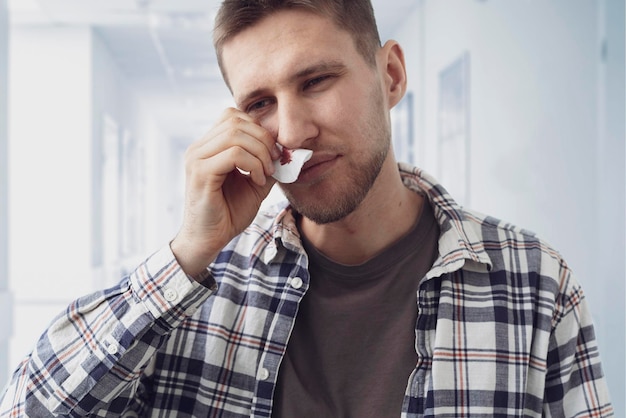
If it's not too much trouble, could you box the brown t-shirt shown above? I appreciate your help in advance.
[272,201,440,418]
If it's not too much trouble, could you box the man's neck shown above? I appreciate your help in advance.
[299,161,424,266]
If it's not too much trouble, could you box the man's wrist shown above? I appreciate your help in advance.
[189,268,212,285]
[169,238,218,280]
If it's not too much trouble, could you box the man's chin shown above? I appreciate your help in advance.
[298,205,354,225]
[283,186,362,225]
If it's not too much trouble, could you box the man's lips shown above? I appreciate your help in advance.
[301,153,339,172]
[293,152,340,183]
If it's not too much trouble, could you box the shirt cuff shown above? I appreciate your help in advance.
[129,245,216,324]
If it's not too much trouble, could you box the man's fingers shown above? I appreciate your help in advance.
[191,146,271,188]
[190,123,276,176]
[192,108,280,160]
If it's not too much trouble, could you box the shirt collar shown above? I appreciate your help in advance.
[398,163,492,277]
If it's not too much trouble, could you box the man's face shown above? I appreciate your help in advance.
[221,9,392,224]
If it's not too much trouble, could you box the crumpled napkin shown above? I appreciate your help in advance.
[272,144,313,183]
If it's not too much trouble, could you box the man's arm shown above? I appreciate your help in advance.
[0,246,215,417]
[543,270,614,417]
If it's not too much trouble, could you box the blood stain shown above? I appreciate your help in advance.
[280,147,292,165]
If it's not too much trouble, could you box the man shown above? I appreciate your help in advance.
[0,0,613,417]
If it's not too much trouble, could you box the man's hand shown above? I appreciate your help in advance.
[170,108,280,279]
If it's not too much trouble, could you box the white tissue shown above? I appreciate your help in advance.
[272,145,313,183]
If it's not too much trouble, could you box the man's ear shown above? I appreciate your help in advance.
[379,40,408,109]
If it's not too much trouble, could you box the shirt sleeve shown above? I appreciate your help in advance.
[0,245,216,417]
[543,270,614,417]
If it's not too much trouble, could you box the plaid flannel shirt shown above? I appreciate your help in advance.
[0,164,613,417]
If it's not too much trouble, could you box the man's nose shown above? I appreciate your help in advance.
[275,99,318,149]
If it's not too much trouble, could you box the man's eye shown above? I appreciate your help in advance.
[305,75,331,89]
[247,99,272,113]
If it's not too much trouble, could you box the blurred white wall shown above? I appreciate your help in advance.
[9,25,95,368]
[0,0,9,388]
[393,0,625,414]
[89,29,175,287]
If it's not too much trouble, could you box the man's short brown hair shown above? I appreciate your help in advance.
[213,0,382,81]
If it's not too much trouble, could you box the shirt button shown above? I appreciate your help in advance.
[258,367,270,381]
[290,277,303,290]
[184,306,197,316]
[164,288,178,302]
[107,341,119,355]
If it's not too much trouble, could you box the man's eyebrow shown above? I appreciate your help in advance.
[236,61,347,107]
[292,61,347,80]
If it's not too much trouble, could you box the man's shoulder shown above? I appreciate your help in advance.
[460,205,539,243]
[400,164,568,278]
[456,205,571,280]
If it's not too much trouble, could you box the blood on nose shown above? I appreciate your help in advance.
[280,147,293,165]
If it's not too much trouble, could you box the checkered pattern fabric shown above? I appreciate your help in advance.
[0,165,613,417]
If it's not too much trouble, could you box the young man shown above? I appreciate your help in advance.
[0,0,613,417]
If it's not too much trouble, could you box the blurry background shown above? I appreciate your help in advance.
[0,0,624,415]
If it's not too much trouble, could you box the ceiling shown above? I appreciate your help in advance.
[7,0,419,141]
